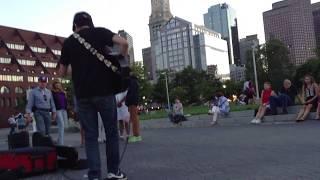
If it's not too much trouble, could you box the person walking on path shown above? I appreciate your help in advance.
[52,81,68,145]
[210,91,230,126]
[269,79,298,115]
[126,72,141,143]
[296,75,319,122]
[59,12,128,180]
[25,76,56,136]
[251,82,276,124]
[243,80,256,105]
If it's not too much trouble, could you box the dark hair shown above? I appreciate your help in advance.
[72,12,94,31]
[216,90,224,97]
[264,81,271,85]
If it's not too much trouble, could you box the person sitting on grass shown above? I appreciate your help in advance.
[211,91,230,126]
[251,82,276,124]
[296,75,319,122]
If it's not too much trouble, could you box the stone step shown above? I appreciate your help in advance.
[140,112,318,129]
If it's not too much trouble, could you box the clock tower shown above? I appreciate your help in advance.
[149,0,173,42]
[147,0,173,81]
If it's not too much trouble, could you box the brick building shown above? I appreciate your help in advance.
[0,25,65,127]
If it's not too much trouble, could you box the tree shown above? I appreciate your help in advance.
[246,39,294,92]
[294,58,320,87]
[131,62,153,104]
[171,67,222,104]
[151,72,167,103]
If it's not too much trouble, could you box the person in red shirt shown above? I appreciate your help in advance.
[251,82,276,124]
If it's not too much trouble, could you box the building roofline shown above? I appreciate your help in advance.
[0,25,65,40]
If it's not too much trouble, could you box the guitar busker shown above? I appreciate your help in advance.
[59,12,128,180]
[126,71,142,143]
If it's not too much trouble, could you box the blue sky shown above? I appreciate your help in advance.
[1,0,319,61]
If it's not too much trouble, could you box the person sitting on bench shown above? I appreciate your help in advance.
[171,98,186,124]
[296,75,319,122]
[211,91,230,126]
[251,82,276,124]
[269,79,297,115]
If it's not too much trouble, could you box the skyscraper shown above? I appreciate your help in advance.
[118,30,135,65]
[142,47,153,80]
[312,2,320,48]
[263,0,316,65]
[156,17,230,80]
[239,35,259,65]
[204,3,240,65]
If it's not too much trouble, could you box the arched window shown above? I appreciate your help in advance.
[0,86,10,94]
[15,87,23,94]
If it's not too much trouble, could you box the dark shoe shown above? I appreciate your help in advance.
[296,119,304,123]
[105,171,127,180]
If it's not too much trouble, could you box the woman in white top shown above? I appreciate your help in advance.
[116,90,130,139]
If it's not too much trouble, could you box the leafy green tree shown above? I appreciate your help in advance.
[294,58,320,88]
[131,62,154,104]
[171,67,222,104]
[246,39,294,92]
[152,72,167,103]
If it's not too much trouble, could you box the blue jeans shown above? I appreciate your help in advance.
[269,94,293,114]
[56,110,67,145]
[77,96,120,180]
[34,110,51,135]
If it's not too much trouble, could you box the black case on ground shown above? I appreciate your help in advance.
[8,131,30,149]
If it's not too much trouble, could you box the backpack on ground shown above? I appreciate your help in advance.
[8,131,30,150]
[32,132,54,148]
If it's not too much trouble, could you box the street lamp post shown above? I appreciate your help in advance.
[252,44,260,99]
[164,73,171,111]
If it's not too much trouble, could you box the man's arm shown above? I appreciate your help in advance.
[112,35,128,56]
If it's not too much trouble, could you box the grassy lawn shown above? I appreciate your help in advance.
[139,104,258,121]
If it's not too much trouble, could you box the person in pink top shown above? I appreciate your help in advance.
[251,82,276,124]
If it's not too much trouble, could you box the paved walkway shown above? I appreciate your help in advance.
[1,121,319,180]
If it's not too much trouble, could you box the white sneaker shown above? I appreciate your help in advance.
[210,121,217,126]
[251,119,257,124]
[255,119,262,124]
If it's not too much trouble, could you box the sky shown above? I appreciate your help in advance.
[0,0,319,61]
